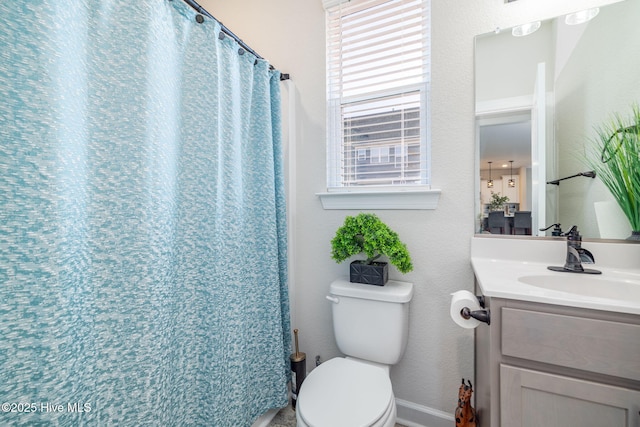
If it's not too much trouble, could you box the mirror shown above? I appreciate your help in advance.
[475,0,640,239]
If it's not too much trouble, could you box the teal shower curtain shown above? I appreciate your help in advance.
[0,1,291,425]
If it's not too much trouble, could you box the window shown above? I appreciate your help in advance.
[325,0,430,189]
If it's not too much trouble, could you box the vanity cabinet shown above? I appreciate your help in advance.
[475,297,640,427]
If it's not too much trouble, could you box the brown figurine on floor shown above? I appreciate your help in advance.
[455,378,477,427]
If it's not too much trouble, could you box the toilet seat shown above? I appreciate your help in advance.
[297,357,395,427]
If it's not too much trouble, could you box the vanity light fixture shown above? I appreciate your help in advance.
[512,21,541,37]
[508,160,515,188]
[565,8,599,25]
[487,161,494,188]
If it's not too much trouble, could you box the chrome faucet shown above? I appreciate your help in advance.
[547,225,601,274]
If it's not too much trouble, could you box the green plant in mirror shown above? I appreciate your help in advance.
[488,192,509,211]
[331,213,413,273]
[586,104,640,237]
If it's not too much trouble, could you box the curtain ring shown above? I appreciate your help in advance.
[238,48,245,56]
[195,14,204,24]
[218,32,225,40]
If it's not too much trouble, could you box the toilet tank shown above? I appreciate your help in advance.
[328,278,413,365]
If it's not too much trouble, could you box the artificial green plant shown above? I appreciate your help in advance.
[331,213,413,274]
[488,192,509,211]
[585,105,640,234]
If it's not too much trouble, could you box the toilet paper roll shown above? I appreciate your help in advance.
[450,290,482,329]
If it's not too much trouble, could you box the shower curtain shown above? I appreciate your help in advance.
[0,1,291,426]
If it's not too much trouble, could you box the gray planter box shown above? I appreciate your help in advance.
[349,261,388,286]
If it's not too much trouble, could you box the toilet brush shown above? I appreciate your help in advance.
[290,328,306,410]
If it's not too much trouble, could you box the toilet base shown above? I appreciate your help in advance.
[296,397,396,427]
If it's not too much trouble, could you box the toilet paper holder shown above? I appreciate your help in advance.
[460,296,490,325]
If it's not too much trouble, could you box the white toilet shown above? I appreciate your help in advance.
[296,278,413,427]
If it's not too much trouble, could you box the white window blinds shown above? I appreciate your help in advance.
[326,0,430,188]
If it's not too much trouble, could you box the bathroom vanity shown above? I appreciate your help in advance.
[471,236,640,427]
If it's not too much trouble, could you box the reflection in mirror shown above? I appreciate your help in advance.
[475,0,640,240]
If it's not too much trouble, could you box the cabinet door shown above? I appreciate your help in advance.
[501,365,640,427]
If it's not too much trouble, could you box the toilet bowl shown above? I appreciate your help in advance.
[295,279,413,427]
[296,357,396,427]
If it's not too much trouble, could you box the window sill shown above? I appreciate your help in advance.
[316,188,441,210]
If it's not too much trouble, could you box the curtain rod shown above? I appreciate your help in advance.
[181,0,290,81]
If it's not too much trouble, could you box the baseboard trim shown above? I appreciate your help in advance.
[395,398,455,427]
[252,397,455,427]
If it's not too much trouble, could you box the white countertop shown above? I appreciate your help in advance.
[471,236,640,315]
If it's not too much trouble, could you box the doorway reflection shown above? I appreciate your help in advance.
[478,112,532,234]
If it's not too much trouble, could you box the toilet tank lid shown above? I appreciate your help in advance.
[330,278,414,303]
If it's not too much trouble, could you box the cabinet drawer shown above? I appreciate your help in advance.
[501,307,640,381]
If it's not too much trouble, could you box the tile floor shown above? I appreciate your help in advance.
[267,405,408,427]
[266,405,296,426]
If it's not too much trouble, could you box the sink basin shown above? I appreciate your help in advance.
[518,274,640,300]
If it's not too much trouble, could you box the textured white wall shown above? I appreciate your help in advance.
[200,0,619,416]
